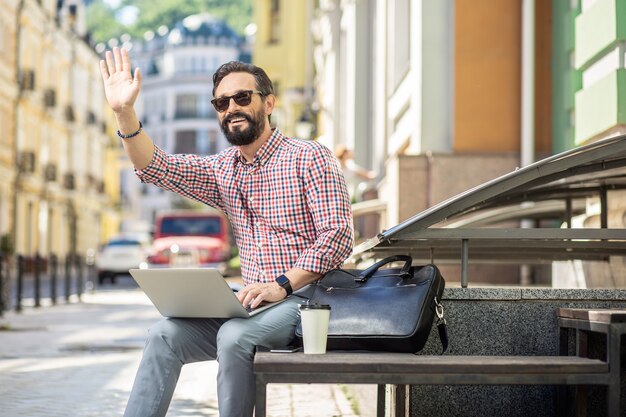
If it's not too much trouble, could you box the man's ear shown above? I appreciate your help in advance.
[264,94,276,116]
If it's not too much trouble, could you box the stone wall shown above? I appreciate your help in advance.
[412,287,626,416]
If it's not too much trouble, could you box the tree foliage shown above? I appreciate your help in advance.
[86,0,252,45]
[86,1,127,45]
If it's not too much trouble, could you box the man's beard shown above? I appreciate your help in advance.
[220,110,265,146]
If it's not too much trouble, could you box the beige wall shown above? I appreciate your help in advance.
[454,0,552,155]
[383,152,524,285]
[534,0,553,155]
[394,153,519,223]
[454,0,521,152]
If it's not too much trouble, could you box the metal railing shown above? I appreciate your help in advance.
[0,252,95,315]
[354,228,626,288]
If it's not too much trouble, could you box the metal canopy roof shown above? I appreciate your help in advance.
[351,134,626,280]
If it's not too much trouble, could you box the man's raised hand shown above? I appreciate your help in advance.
[99,47,141,114]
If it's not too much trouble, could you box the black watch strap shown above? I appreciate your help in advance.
[275,274,293,297]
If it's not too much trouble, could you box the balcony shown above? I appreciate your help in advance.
[63,173,75,190]
[44,163,57,182]
[64,105,75,122]
[86,111,97,125]
[18,151,35,174]
[18,69,35,91]
[43,89,57,108]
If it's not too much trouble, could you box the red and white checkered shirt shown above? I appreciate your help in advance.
[136,129,354,285]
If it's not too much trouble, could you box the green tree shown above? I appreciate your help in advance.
[87,0,252,45]
[86,1,128,45]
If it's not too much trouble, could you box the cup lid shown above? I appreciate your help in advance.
[300,303,331,310]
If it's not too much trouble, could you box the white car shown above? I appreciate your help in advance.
[96,237,149,284]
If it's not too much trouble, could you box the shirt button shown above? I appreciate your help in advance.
[258,243,263,248]
[249,197,254,203]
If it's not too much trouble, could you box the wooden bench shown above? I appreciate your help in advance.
[558,308,626,417]
[254,352,612,417]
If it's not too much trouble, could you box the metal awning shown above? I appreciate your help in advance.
[351,134,626,286]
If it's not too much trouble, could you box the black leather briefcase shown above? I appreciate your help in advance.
[295,255,447,353]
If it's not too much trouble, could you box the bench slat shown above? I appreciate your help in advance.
[254,353,608,375]
[257,371,611,387]
[557,308,626,323]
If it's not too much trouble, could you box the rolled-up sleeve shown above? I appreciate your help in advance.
[295,145,354,273]
[135,145,224,210]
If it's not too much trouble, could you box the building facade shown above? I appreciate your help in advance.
[311,0,626,286]
[312,0,626,221]
[6,0,120,260]
[0,0,19,254]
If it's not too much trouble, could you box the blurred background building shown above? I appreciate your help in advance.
[306,0,624,224]
[304,0,626,286]
[2,0,625,287]
[2,0,120,262]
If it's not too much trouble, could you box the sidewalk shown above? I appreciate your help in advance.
[0,281,376,417]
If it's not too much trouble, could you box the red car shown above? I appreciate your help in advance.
[148,210,233,274]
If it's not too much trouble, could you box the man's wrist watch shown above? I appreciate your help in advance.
[275,274,293,297]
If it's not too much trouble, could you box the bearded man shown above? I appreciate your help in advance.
[99,48,354,417]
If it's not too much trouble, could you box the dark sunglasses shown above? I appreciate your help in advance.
[211,90,264,112]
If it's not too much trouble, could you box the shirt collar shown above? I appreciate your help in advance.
[234,128,283,167]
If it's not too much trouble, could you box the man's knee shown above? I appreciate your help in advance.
[146,319,186,356]
[216,319,252,357]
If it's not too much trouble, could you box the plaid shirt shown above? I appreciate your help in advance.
[136,129,354,285]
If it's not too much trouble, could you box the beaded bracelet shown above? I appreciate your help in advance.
[117,121,143,139]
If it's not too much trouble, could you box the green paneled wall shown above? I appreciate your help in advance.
[575,0,626,69]
[574,69,626,143]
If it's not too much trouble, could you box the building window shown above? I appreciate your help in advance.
[195,130,219,155]
[269,0,281,44]
[197,130,209,155]
[174,130,197,154]
[175,93,214,119]
[209,130,218,154]
[205,99,217,119]
[176,94,197,119]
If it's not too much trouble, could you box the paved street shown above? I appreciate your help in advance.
[0,276,376,417]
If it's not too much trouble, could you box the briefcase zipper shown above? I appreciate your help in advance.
[324,283,421,293]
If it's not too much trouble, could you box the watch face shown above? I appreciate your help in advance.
[275,275,292,295]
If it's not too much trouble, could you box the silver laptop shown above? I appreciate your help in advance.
[129,268,284,318]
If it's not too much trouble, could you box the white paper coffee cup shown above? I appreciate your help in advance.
[299,304,331,354]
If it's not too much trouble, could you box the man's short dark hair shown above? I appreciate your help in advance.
[212,61,274,98]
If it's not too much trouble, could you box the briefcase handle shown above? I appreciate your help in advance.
[356,255,413,283]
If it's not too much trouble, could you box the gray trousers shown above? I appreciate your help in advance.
[123,296,302,417]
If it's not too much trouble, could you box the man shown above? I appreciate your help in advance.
[99,47,354,417]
